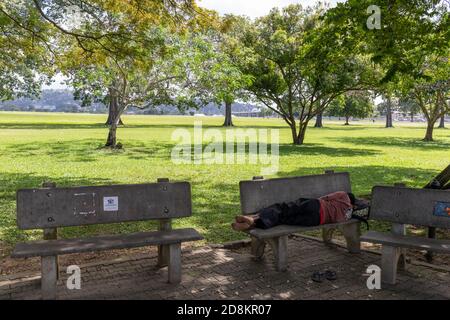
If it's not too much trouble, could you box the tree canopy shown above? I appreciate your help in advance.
[1,0,449,147]
[228,4,374,144]
[327,91,374,125]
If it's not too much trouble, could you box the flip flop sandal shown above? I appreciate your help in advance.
[311,271,325,283]
[324,270,337,281]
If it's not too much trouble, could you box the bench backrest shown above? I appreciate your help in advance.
[371,186,450,229]
[239,172,352,214]
[16,181,192,230]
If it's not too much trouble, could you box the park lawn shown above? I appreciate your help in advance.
[0,111,449,255]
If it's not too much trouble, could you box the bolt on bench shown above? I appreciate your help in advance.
[239,171,361,272]
[361,185,450,285]
[11,179,203,299]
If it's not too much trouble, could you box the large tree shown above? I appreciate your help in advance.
[175,21,253,127]
[376,86,397,128]
[1,0,202,147]
[0,1,56,100]
[229,4,374,144]
[398,98,422,123]
[326,0,449,82]
[66,27,214,148]
[400,55,450,141]
[214,15,254,126]
[415,80,449,141]
[328,91,374,125]
[327,0,449,135]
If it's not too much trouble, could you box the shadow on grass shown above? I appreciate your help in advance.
[4,140,178,162]
[0,123,107,130]
[309,125,372,131]
[336,136,450,150]
[0,122,229,130]
[278,143,380,157]
[187,180,245,244]
[5,139,381,164]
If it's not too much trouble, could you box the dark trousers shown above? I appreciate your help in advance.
[255,198,321,229]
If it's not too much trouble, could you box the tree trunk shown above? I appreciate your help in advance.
[438,114,445,128]
[105,123,118,147]
[385,98,393,128]
[314,112,323,128]
[105,91,121,148]
[296,122,308,145]
[345,116,350,125]
[223,101,233,127]
[290,123,299,144]
[423,121,435,141]
[105,111,123,126]
[410,112,414,122]
[105,94,124,126]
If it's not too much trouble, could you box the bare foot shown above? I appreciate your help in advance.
[231,222,252,232]
[235,215,255,225]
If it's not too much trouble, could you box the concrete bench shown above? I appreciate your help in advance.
[11,179,203,299]
[239,171,361,272]
[361,185,450,284]
[423,164,450,261]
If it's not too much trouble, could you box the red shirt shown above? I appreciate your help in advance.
[319,191,353,225]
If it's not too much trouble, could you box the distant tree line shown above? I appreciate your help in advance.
[0,0,448,147]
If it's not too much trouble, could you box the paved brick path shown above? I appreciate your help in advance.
[1,236,449,300]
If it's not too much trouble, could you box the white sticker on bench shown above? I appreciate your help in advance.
[73,193,96,216]
[103,196,119,212]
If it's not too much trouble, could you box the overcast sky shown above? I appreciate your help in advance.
[197,0,342,18]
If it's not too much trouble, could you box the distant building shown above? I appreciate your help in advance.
[232,108,262,118]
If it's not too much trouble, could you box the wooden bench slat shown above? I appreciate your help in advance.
[361,231,450,254]
[249,219,359,239]
[12,228,203,258]
[16,182,192,229]
[370,186,450,228]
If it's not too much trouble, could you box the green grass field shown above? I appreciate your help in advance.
[0,111,449,254]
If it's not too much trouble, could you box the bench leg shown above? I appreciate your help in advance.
[381,245,403,285]
[41,256,57,300]
[157,244,170,268]
[168,243,182,284]
[267,236,288,272]
[251,237,266,261]
[398,250,407,271]
[322,227,335,244]
[340,222,361,254]
[390,223,407,272]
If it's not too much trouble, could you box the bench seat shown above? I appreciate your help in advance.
[361,186,450,285]
[239,172,362,272]
[249,219,359,239]
[361,230,450,254]
[12,228,203,258]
